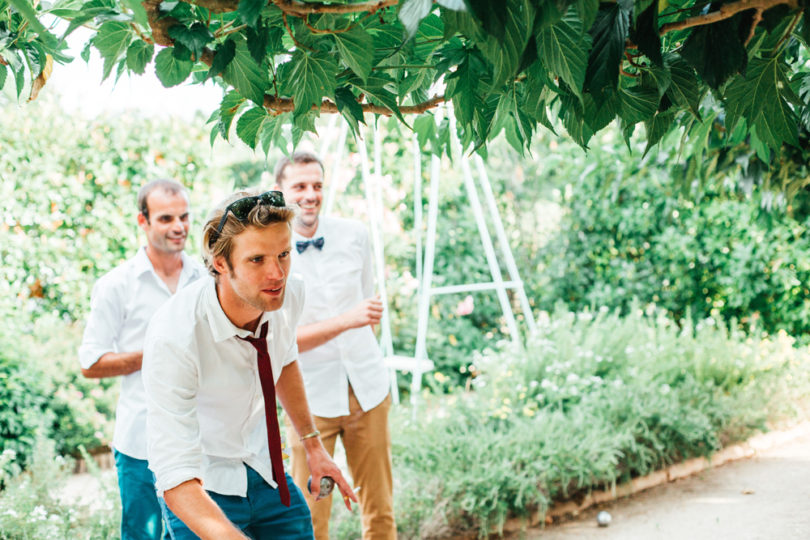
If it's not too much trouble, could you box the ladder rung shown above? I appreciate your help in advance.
[385,355,435,373]
[430,280,523,295]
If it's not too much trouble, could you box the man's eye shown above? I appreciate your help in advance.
[280,251,290,259]
[251,257,263,263]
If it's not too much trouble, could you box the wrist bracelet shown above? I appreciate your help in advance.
[300,429,321,441]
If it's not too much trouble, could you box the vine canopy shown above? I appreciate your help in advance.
[3,0,810,176]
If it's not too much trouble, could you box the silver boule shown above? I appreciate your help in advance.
[596,510,612,527]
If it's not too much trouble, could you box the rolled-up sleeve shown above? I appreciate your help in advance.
[143,329,202,496]
[78,277,123,370]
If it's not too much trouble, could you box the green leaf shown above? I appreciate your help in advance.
[681,14,747,90]
[583,89,620,132]
[207,37,236,79]
[619,85,659,124]
[537,7,591,99]
[643,110,675,156]
[725,56,798,151]
[168,22,213,61]
[414,13,444,60]
[575,0,599,30]
[399,0,432,39]
[154,47,192,87]
[333,26,373,81]
[629,2,661,67]
[218,90,247,140]
[8,0,58,47]
[125,40,153,75]
[446,52,481,126]
[466,0,507,41]
[666,54,702,119]
[246,24,268,65]
[413,113,437,149]
[93,21,132,81]
[237,0,264,27]
[0,64,6,91]
[285,50,338,116]
[334,86,365,134]
[236,106,268,148]
[478,0,534,89]
[258,114,284,155]
[350,73,408,125]
[584,0,631,96]
[223,37,269,106]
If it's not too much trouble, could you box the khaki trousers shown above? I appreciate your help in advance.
[288,388,396,540]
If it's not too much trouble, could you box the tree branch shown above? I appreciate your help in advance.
[177,0,397,15]
[659,0,798,35]
[262,93,445,115]
[271,0,397,17]
[745,8,764,45]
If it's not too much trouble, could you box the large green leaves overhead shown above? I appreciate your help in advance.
[223,38,268,106]
[284,50,338,116]
[584,0,631,95]
[536,7,591,99]
[5,0,810,172]
[724,56,799,150]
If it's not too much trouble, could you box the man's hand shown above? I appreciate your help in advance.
[305,443,358,510]
[344,295,383,330]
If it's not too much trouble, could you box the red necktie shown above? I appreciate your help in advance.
[238,322,291,506]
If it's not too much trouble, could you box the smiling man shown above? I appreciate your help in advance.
[142,189,357,540]
[275,153,396,540]
[79,178,203,540]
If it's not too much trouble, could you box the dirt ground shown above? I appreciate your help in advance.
[520,429,810,540]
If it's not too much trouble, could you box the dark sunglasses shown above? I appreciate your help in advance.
[209,190,286,246]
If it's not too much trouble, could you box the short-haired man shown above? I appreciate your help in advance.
[142,189,357,540]
[79,179,203,540]
[276,153,396,540]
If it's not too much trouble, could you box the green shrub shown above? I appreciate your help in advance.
[0,310,116,478]
[536,171,810,339]
[328,307,810,539]
[0,437,119,540]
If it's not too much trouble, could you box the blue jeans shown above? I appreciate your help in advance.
[158,467,313,540]
[114,449,166,540]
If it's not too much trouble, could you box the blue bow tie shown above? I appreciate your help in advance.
[296,237,325,254]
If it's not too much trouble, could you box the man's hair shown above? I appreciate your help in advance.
[274,151,324,186]
[202,189,296,277]
[137,179,187,220]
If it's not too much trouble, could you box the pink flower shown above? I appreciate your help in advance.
[455,295,474,316]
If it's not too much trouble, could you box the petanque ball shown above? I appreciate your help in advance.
[596,510,612,527]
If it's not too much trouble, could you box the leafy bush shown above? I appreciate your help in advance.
[329,307,810,539]
[535,170,810,339]
[0,309,117,479]
[0,437,119,540]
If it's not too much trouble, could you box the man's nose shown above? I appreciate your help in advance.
[266,260,286,280]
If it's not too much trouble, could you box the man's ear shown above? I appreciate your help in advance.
[212,254,228,276]
[137,212,148,229]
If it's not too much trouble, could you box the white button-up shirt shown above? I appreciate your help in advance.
[143,275,304,497]
[78,247,203,459]
[292,216,389,418]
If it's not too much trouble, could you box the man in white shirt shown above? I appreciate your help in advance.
[78,178,203,540]
[275,153,396,540]
[142,189,356,540]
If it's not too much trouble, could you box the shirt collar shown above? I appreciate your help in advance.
[203,278,272,343]
[132,247,154,278]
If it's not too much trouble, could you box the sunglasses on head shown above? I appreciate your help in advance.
[209,190,286,246]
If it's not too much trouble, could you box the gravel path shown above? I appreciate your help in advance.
[528,429,810,539]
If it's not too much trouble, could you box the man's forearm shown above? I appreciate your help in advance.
[276,361,318,436]
[81,351,142,378]
[164,479,247,540]
[296,317,350,353]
